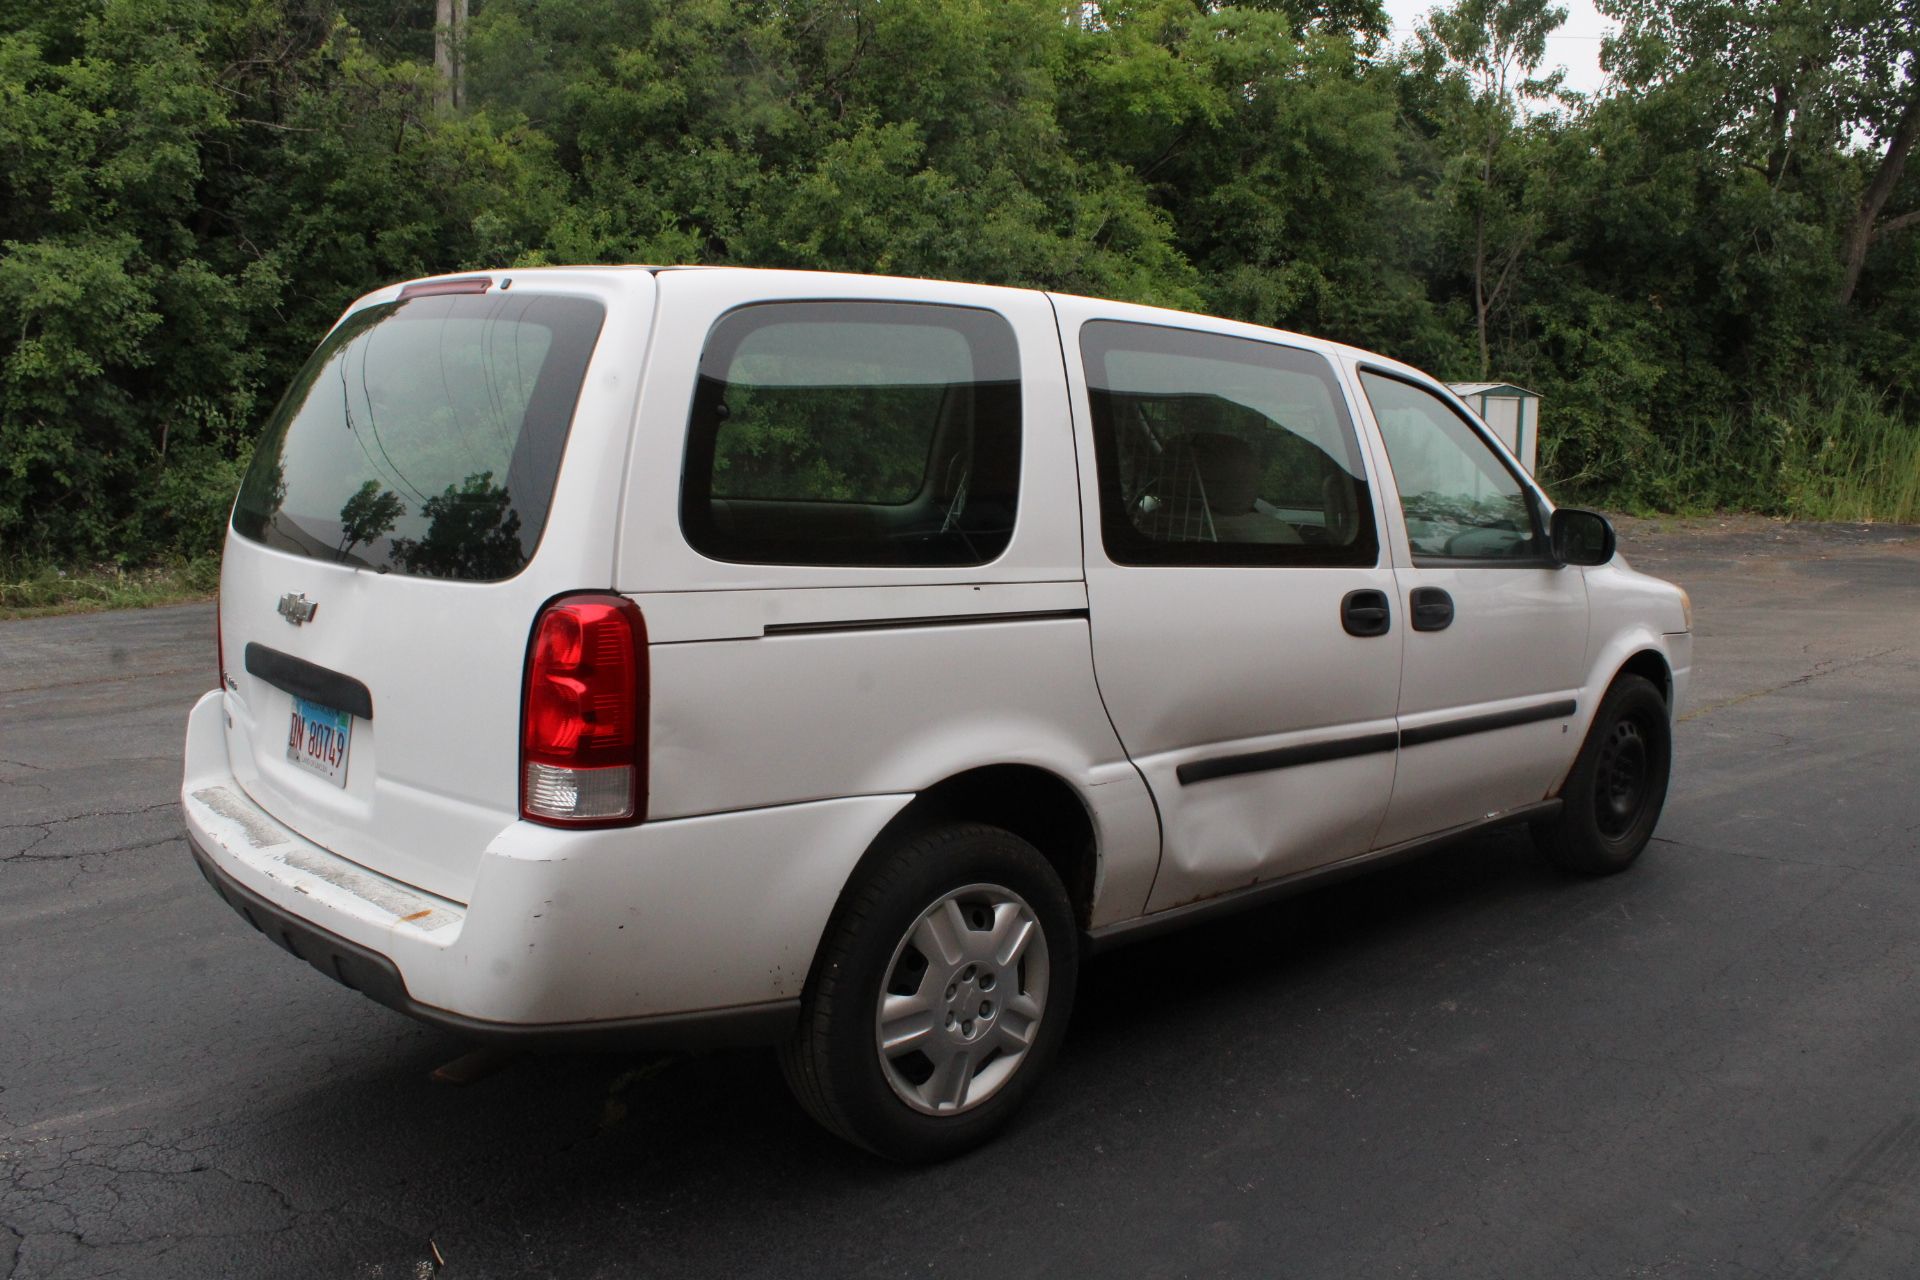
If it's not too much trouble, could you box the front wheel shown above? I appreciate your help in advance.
[1534,673,1672,875]
[780,823,1078,1162]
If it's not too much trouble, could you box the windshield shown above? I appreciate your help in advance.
[232,291,606,581]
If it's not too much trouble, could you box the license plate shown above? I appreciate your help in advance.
[287,695,352,788]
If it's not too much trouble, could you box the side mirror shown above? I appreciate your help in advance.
[1549,507,1616,567]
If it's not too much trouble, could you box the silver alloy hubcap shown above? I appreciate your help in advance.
[874,883,1050,1116]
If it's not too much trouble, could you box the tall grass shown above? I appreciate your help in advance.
[1770,379,1920,524]
[1558,372,1920,525]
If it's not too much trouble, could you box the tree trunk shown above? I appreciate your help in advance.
[1475,118,1496,379]
[1765,82,1790,186]
[453,0,469,109]
[434,0,455,111]
[1475,215,1491,379]
[1838,86,1920,306]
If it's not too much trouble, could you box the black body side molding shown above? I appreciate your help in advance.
[1179,699,1577,786]
[762,608,1089,637]
[1399,698,1576,748]
[1177,731,1399,785]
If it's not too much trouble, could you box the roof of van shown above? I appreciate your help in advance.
[379,264,1426,378]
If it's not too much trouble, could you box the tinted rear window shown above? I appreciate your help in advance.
[232,292,606,581]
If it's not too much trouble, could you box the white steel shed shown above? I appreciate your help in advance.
[1448,382,1540,475]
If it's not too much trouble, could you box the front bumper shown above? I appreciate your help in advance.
[181,690,903,1045]
[1665,631,1693,718]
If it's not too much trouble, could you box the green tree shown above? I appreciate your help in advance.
[0,0,551,561]
[1415,0,1568,377]
[1600,0,1920,305]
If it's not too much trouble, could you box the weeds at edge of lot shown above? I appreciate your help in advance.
[0,556,218,619]
[1772,379,1920,526]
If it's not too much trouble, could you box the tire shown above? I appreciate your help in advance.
[779,822,1079,1162]
[1534,673,1672,875]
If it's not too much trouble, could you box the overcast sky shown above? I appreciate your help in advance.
[1379,0,1617,101]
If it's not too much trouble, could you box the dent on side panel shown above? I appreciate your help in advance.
[1080,765,1161,927]
[1140,748,1398,914]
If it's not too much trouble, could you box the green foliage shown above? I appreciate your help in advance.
[1773,374,1920,523]
[0,553,220,616]
[2,0,1918,570]
[0,0,557,563]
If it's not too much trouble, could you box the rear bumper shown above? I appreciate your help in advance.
[183,829,794,1048]
[181,691,904,1044]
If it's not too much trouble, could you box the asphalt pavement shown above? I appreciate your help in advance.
[3,517,1918,1279]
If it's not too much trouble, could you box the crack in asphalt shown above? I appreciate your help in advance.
[0,804,181,865]
[0,834,180,867]
[1,1128,330,1275]
[0,793,180,875]
[0,756,54,800]
[1679,646,1905,722]
[2,828,52,861]
[0,805,181,867]
[0,804,175,835]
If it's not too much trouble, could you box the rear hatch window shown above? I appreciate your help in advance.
[233,292,606,581]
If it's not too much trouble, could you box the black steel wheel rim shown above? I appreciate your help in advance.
[1593,714,1650,838]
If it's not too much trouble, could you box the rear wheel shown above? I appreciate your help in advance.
[780,823,1078,1162]
[1534,673,1671,875]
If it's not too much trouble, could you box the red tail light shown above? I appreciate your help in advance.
[520,594,648,826]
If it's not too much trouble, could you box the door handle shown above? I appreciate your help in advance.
[1341,589,1392,638]
[1411,586,1454,632]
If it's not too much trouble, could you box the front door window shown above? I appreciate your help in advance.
[1359,372,1542,562]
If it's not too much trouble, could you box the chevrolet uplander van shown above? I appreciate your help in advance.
[182,267,1691,1160]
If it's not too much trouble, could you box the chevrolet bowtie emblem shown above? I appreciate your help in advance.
[277,592,319,625]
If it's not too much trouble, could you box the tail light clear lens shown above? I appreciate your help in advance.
[216,600,226,691]
[520,594,648,826]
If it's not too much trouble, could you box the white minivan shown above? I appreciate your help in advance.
[182,267,1691,1160]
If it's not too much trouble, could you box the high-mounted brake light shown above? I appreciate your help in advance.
[398,276,493,299]
[520,595,648,826]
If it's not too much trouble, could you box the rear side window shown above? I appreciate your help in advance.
[680,301,1022,566]
[232,292,606,581]
[1080,321,1378,568]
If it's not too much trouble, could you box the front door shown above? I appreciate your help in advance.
[1353,369,1589,848]
[1056,302,1405,915]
